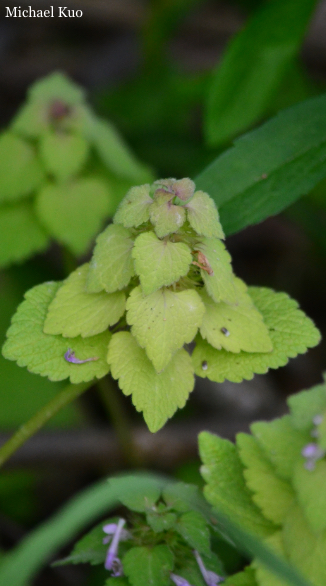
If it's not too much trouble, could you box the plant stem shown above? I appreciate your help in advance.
[97,376,142,468]
[0,381,92,469]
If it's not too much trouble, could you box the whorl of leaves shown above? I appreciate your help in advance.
[2,177,320,431]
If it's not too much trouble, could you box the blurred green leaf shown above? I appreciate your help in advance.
[84,111,153,183]
[0,474,168,586]
[205,0,318,146]
[0,133,45,203]
[0,201,49,268]
[35,178,110,256]
[196,93,326,235]
[210,510,312,586]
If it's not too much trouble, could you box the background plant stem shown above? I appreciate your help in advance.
[0,381,92,469]
[97,376,143,468]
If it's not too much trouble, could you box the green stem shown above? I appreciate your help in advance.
[97,377,142,468]
[0,381,92,469]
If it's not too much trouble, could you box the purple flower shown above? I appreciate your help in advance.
[103,518,127,575]
[194,551,224,586]
[170,573,194,586]
[301,442,325,470]
[64,348,98,364]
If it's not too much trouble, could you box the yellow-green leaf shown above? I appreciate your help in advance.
[114,184,152,228]
[193,287,320,383]
[186,190,224,238]
[35,178,110,256]
[200,279,272,353]
[87,224,135,293]
[132,231,192,295]
[44,264,125,338]
[107,332,194,432]
[126,286,205,372]
[2,282,111,383]
[0,133,45,203]
[194,238,237,304]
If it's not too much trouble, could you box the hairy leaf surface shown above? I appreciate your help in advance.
[126,286,205,372]
[194,238,237,304]
[193,287,320,382]
[199,280,272,353]
[198,432,274,537]
[236,433,295,525]
[114,184,152,228]
[107,332,194,432]
[44,264,125,338]
[186,190,224,238]
[2,282,111,383]
[132,231,192,295]
[87,224,134,293]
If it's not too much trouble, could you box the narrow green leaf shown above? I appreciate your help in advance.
[44,264,125,338]
[35,178,110,255]
[205,0,317,146]
[0,201,49,268]
[107,332,194,432]
[2,282,111,383]
[39,131,89,182]
[126,286,205,372]
[194,238,237,304]
[198,432,274,537]
[132,231,192,295]
[193,287,321,383]
[185,190,224,238]
[0,133,45,202]
[236,433,295,525]
[199,279,272,353]
[196,93,326,235]
[123,545,174,586]
[87,224,135,293]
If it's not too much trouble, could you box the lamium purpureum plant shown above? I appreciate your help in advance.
[0,71,152,267]
[2,177,320,432]
[53,479,226,586]
[199,376,326,586]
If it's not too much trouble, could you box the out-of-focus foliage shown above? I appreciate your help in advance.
[0,72,152,267]
[204,0,318,147]
[199,377,326,586]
